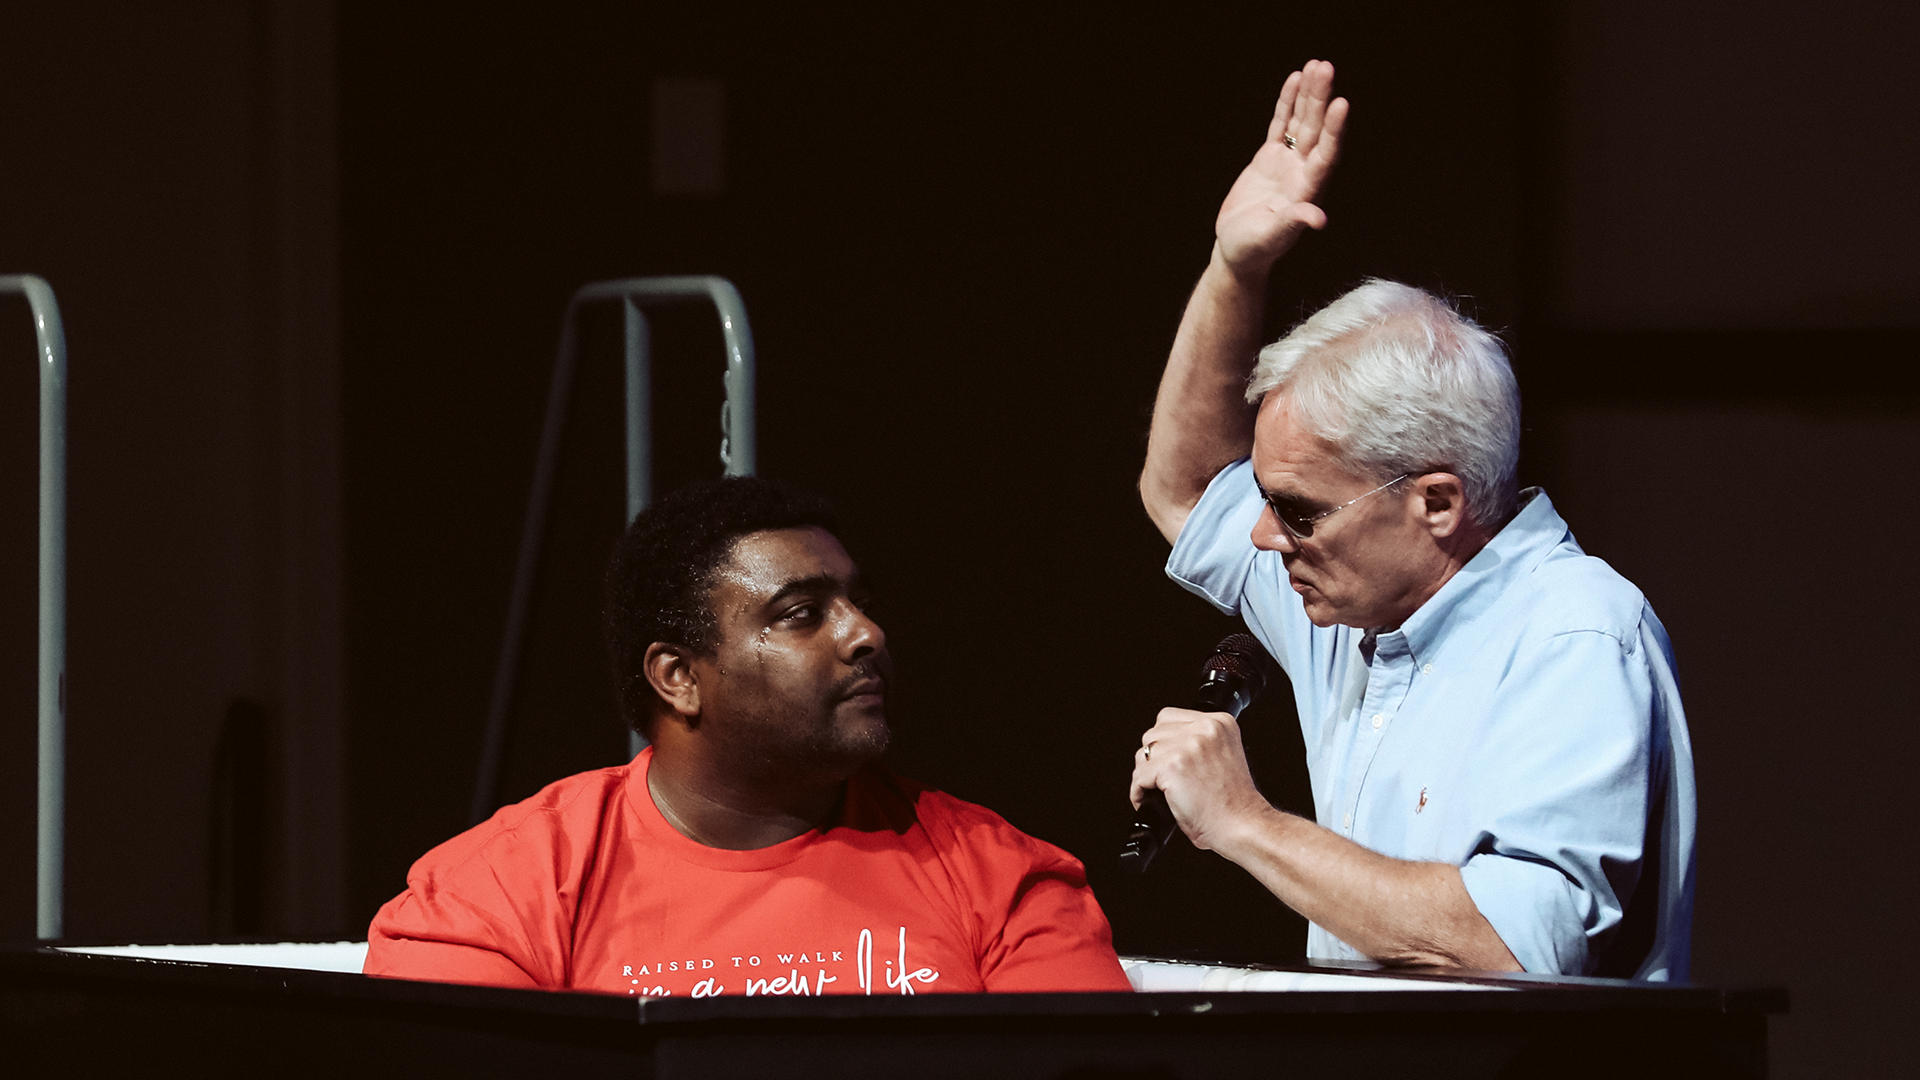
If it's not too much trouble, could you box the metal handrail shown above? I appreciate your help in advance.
[2,275,67,941]
[469,276,755,824]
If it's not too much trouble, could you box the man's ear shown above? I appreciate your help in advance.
[1413,473,1468,539]
[643,642,702,726]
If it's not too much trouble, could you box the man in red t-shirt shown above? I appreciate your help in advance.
[366,478,1131,996]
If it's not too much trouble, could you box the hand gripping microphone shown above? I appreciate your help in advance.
[1119,633,1269,874]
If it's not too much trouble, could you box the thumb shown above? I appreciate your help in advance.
[1219,200,1331,275]
[1275,200,1327,232]
[1247,203,1325,264]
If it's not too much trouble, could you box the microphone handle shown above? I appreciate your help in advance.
[1119,675,1250,874]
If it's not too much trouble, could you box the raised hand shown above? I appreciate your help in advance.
[1215,60,1349,279]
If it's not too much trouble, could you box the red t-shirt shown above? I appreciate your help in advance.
[365,749,1131,996]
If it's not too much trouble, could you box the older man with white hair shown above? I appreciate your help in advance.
[1132,61,1695,980]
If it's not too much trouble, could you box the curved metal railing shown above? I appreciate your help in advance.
[470,276,755,824]
[2,274,67,941]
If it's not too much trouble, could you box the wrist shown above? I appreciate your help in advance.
[1208,240,1273,293]
[1207,799,1289,863]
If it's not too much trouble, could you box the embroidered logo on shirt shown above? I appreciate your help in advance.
[1416,787,1428,814]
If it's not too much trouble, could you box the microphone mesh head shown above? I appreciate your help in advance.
[1203,633,1267,685]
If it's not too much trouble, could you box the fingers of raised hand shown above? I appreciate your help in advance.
[1268,69,1303,143]
[1287,60,1339,155]
[1309,96,1349,165]
[1295,61,1333,126]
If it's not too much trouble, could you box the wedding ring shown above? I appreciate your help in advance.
[1283,133,1298,150]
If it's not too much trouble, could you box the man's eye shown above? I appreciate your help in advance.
[1275,498,1317,521]
[780,603,819,623]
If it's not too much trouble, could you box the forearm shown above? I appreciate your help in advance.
[1139,245,1268,542]
[1214,806,1521,971]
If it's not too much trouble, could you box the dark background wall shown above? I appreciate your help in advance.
[2,3,1916,1076]
[0,0,342,942]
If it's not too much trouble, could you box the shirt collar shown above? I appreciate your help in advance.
[1388,487,1570,664]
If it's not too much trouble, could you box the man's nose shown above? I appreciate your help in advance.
[839,601,886,661]
[1250,505,1299,554]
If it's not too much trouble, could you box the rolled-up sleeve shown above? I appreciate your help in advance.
[1165,457,1263,616]
[1457,628,1657,975]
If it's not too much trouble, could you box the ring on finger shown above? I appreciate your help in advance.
[1144,742,1156,761]
[1282,133,1298,150]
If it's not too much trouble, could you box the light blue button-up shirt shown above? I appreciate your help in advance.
[1167,458,1695,980]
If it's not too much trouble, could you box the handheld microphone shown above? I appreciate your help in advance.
[1119,633,1269,874]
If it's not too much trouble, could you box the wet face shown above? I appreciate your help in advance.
[692,527,891,780]
[1249,392,1446,629]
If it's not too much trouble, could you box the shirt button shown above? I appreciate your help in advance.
[1371,713,1384,729]
[1422,663,1434,675]
[1342,812,1352,829]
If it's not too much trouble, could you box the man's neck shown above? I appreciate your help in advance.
[645,751,846,851]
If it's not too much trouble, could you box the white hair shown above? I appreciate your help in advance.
[1247,279,1520,525]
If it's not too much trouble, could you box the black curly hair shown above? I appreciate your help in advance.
[604,476,839,734]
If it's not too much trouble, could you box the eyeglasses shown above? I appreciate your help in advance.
[1259,474,1411,540]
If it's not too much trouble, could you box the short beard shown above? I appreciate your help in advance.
[726,656,892,780]
[725,711,889,784]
